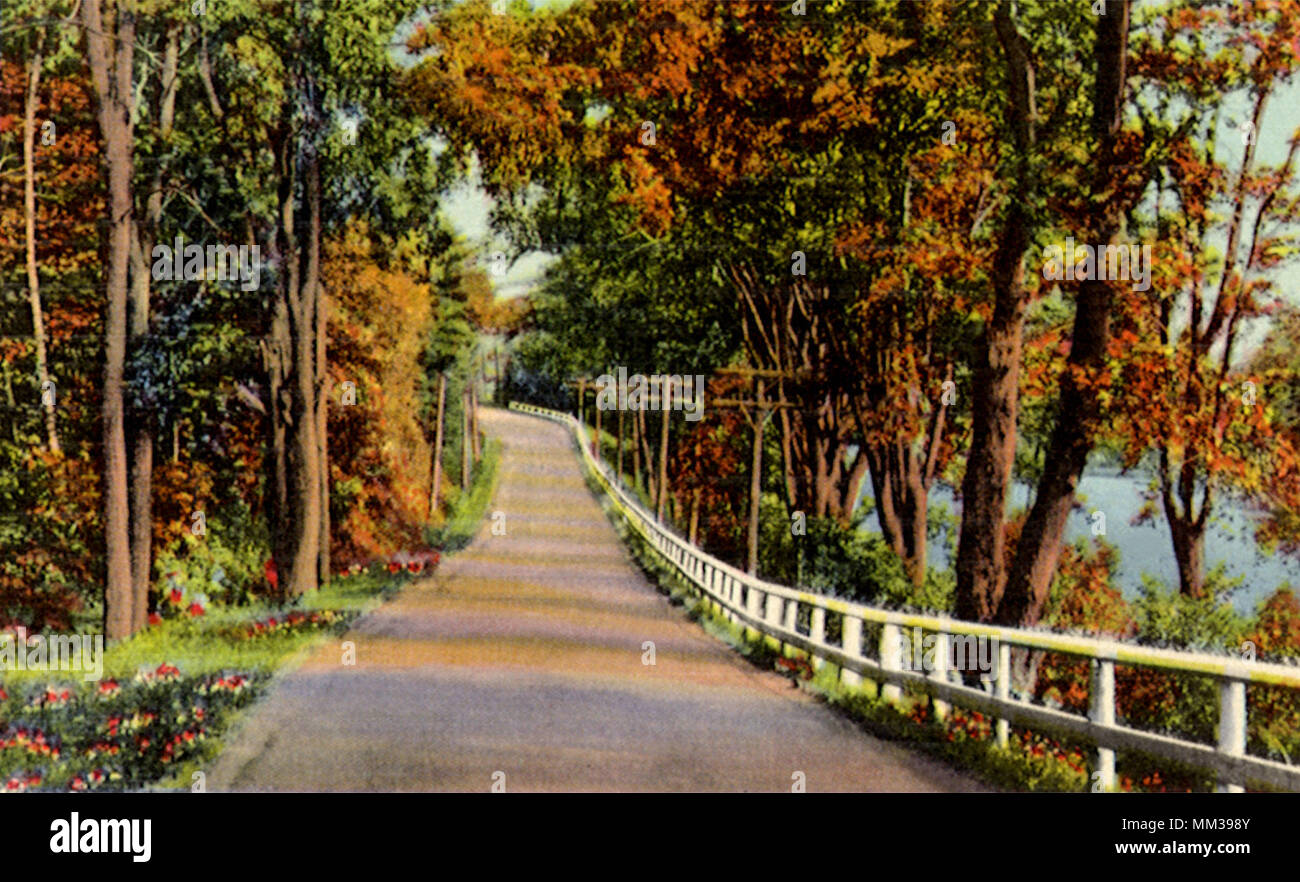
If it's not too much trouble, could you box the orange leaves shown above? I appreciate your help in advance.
[323,222,437,564]
[406,6,599,196]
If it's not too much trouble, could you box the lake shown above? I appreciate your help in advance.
[859,472,1299,615]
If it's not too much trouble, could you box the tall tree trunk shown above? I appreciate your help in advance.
[689,487,701,546]
[998,0,1132,627]
[461,386,471,488]
[126,21,179,631]
[284,140,323,598]
[470,382,481,460]
[429,371,446,517]
[83,0,137,639]
[266,59,323,600]
[638,407,655,501]
[632,406,642,492]
[746,410,767,575]
[616,407,624,481]
[316,234,330,586]
[23,41,59,454]
[656,404,670,522]
[954,0,1036,626]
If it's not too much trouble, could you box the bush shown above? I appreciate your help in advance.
[152,504,270,609]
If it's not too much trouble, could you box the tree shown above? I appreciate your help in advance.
[1113,0,1300,597]
[80,0,137,639]
[997,0,1136,626]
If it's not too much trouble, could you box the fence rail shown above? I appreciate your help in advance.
[509,400,1300,792]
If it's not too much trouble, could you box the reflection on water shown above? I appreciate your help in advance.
[859,472,1299,614]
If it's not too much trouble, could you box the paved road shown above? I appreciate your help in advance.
[209,407,984,792]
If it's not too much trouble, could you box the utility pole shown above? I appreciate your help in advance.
[712,367,803,576]
[429,371,446,517]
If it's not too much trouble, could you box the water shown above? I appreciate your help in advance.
[859,471,1299,615]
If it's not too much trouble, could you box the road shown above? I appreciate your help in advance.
[208,407,984,792]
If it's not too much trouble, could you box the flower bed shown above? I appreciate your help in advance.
[0,662,264,792]
[336,549,441,579]
[222,608,352,641]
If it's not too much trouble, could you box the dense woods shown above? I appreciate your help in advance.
[1,0,506,638]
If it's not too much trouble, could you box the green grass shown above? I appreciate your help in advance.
[427,437,503,553]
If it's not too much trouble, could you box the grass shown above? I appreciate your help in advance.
[428,438,503,553]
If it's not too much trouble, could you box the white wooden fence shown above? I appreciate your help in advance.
[509,401,1300,792]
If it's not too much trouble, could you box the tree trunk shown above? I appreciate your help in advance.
[470,382,481,460]
[639,407,655,501]
[429,372,446,517]
[266,62,323,601]
[461,387,471,488]
[83,0,137,639]
[656,404,670,522]
[616,407,624,481]
[998,0,1132,628]
[747,411,766,575]
[126,22,179,631]
[632,406,642,492]
[284,142,323,598]
[1169,515,1206,599]
[689,487,701,546]
[23,41,59,454]
[954,1,1036,626]
[316,231,330,586]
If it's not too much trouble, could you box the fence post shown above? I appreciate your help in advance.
[1090,656,1116,792]
[746,584,763,642]
[764,592,784,652]
[996,641,1011,748]
[880,623,902,704]
[930,630,950,722]
[810,607,827,670]
[841,615,863,688]
[1217,675,1247,794]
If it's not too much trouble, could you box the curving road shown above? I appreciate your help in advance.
[208,407,984,792]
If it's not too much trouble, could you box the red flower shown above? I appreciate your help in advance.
[265,558,279,591]
[187,602,205,617]
[407,561,423,574]
[387,561,401,573]
[169,587,183,605]
[148,612,162,626]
